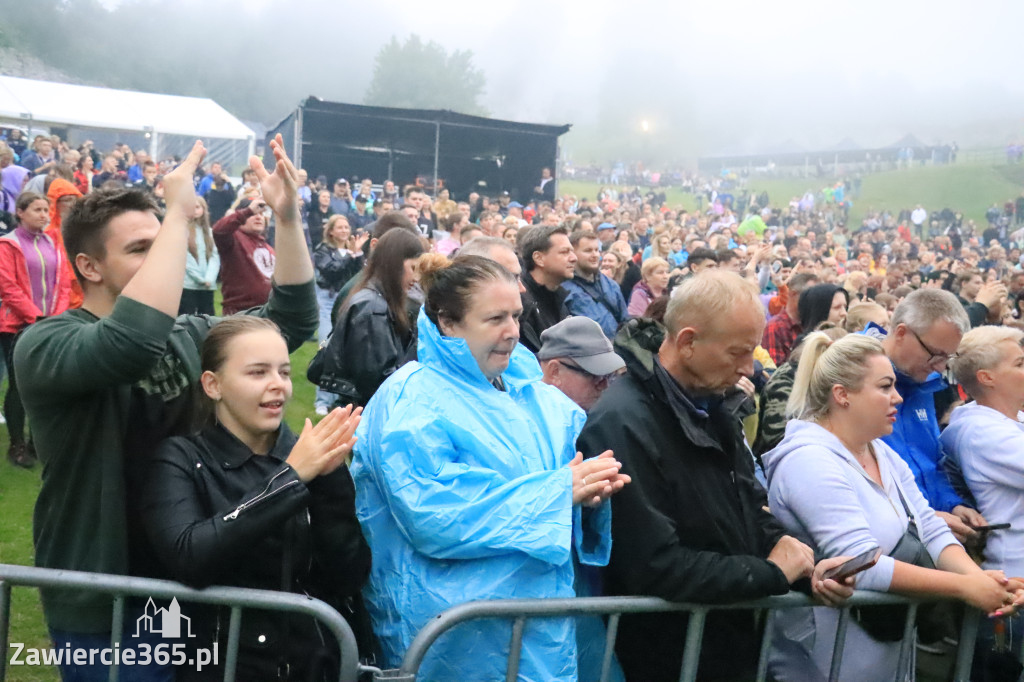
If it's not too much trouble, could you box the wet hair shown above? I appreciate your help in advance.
[686,247,718,267]
[16,191,47,214]
[198,317,284,427]
[419,254,517,328]
[202,317,283,373]
[63,188,159,283]
[519,224,568,273]
[569,229,599,248]
[350,228,424,336]
[372,211,416,240]
[787,332,886,420]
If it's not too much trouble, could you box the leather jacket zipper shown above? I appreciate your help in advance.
[223,469,298,521]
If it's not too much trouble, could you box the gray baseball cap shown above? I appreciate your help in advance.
[537,317,625,376]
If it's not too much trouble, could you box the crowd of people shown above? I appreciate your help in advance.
[4,125,1024,682]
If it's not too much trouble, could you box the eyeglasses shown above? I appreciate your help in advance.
[557,361,618,387]
[909,327,957,365]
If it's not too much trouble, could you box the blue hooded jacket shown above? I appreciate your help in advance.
[562,272,629,339]
[860,322,964,513]
[351,307,611,681]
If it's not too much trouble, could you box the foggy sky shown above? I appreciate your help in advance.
[103,0,1024,158]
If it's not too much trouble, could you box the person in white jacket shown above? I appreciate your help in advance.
[763,332,1024,682]
[943,325,1024,656]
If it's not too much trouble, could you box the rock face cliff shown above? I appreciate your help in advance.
[0,47,86,85]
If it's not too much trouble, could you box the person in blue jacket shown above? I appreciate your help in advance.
[862,288,988,544]
[351,254,630,681]
[562,229,629,339]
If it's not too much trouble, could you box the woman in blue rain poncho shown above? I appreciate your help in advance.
[351,254,629,681]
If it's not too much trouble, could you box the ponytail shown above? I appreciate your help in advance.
[786,332,884,421]
[787,333,834,420]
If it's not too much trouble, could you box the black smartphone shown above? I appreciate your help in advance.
[970,523,1011,532]
[822,547,882,582]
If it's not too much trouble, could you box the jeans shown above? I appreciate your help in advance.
[314,286,340,409]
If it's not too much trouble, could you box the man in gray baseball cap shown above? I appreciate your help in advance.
[538,316,625,411]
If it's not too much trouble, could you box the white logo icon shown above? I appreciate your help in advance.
[133,597,195,638]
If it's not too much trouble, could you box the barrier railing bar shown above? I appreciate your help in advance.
[755,610,774,682]
[224,606,242,682]
[895,603,918,677]
[677,608,706,682]
[0,580,10,681]
[504,616,525,682]
[108,594,125,682]
[827,608,850,682]
[599,613,620,682]
[396,591,953,676]
[0,564,361,682]
[953,608,981,682]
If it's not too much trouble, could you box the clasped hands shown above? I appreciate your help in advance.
[569,450,631,507]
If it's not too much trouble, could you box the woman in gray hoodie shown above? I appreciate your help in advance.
[763,332,1024,681]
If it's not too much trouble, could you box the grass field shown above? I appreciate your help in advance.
[560,162,1024,230]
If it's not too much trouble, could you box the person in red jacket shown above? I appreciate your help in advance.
[213,196,275,315]
[0,192,71,467]
[44,178,84,309]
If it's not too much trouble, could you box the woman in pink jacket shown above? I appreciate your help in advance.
[0,192,71,467]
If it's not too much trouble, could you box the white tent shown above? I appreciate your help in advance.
[0,75,255,167]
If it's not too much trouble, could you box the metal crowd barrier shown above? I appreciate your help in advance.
[0,562,1000,682]
[0,563,377,682]
[388,592,984,682]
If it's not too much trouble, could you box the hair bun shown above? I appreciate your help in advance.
[417,252,451,293]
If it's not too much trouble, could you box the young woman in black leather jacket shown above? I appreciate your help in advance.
[141,317,372,681]
[320,228,424,406]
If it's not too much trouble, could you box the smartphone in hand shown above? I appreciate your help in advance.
[822,547,882,582]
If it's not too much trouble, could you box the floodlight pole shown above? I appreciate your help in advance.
[433,121,441,195]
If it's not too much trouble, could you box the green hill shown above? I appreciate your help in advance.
[561,163,1024,229]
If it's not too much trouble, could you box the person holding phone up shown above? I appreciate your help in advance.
[763,332,1024,682]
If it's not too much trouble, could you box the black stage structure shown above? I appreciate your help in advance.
[267,98,571,201]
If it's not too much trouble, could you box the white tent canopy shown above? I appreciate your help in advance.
[0,75,254,141]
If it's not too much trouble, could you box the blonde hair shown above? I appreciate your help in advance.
[641,257,670,280]
[187,196,214,261]
[787,332,885,420]
[845,301,887,332]
[647,232,672,260]
[951,325,1024,397]
[664,271,760,336]
[323,214,352,248]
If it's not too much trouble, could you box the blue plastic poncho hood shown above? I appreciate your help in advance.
[351,308,611,681]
